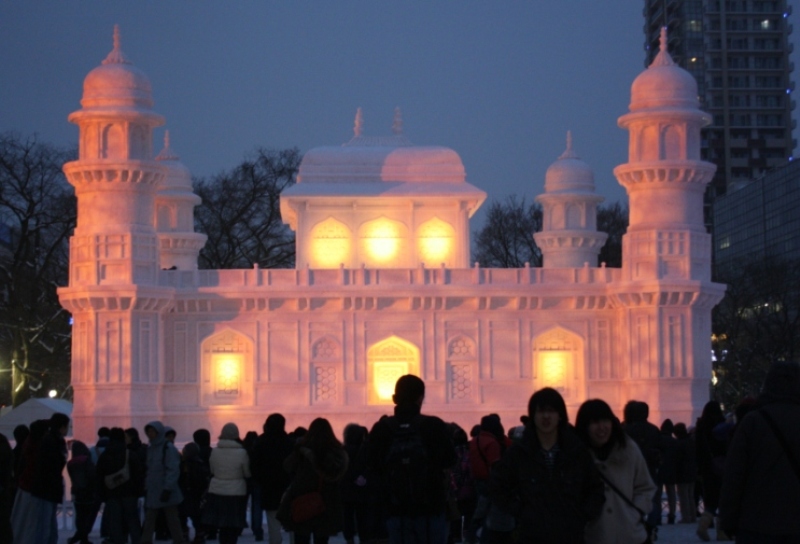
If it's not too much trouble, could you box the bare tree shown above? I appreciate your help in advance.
[194,148,301,269]
[472,196,543,267]
[597,201,629,268]
[712,257,800,407]
[0,133,76,406]
[471,196,628,269]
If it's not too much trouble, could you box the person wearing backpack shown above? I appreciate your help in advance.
[368,374,457,544]
[141,420,186,544]
[719,361,800,543]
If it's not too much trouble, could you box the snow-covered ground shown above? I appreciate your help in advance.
[55,508,710,543]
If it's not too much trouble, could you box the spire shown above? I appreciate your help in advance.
[650,26,675,68]
[156,130,179,161]
[102,24,131,65]
[353,108,363,137]
[392,107,403,135]
[558,130,578,159]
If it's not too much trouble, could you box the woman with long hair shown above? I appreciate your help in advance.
[575,399,656,544]
[278,417,348,544]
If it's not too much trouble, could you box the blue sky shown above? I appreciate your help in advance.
[1,3,707,225]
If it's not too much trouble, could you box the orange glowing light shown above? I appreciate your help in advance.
[539,351,568,388]
[363,218,402,263]
[311,217,351,268]
[213,354,242,395]
[418,218,454,264]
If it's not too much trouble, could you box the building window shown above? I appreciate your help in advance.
[417,217,455,266]
[367,336,420,405]
[310,217,351,268]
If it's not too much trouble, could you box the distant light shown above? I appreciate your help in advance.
[48,389,57,398]
[691,57,698,62]
[787,88,792,94]
[784,12,789,18]
[790,156,795,162]
[761,19,771,30]
[69,317,74,326]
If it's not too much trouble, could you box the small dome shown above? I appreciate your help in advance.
[630,28,698,111]
[544,132,595,193]
[155,131,192,190]
[81,26,154,109]
[297,108,466,183]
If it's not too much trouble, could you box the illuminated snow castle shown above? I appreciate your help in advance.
[58,27,725,441]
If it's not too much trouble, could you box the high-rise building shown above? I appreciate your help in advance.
[644,0,796,200]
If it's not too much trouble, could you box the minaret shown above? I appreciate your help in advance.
[534,132,607,268]
[62,25,165,286]
[58,27,173,440]
[612,28,725,423]
[155,131,207,270]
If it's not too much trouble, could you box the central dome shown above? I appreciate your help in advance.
[298,109,466,184]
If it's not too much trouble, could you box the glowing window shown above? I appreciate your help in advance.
[310,218,351,268]
[533,328,583,401]
[417,218,455,265]
[538,352,569,390]
[367,336,420,404]
[213,354,242,396]
[359,218,407,267]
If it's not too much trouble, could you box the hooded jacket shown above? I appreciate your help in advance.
[143,421,183,508]
[208,439,250,496]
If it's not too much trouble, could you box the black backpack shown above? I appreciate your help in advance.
[385,416,430,512]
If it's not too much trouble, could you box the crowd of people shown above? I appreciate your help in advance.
[1,362,799,544]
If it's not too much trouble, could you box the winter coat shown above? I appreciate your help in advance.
[675,434,697,484]
[719,403,800,537]
[277,445,348,535]
[66,441,96,504]
[584,439,656,544]
[658,433,680,485]
[623,420,663,480]
[96,438,144,499]
[368,403,457,517]
[208,439,250,496]
[31,429,67,504]
[340,441,369,504]
[489,426,605,544]
[143,420,183,508]
[250,430,294,509]
[469,430,503,482]
[180,444,210,521]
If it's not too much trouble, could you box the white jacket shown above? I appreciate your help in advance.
[208,439,251,496]
[585,438,656,544]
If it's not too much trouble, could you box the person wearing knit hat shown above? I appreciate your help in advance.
[201,423,251,544]
[720,361,800,542]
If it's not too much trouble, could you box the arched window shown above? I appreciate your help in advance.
[358,217,408,268]
[532,327,584,403]
[310,336,342,405]
[200,329,254,407]
[417,217,455,266]
[367,336,420,404]
[447,335,476,402]
[310,217,351,269]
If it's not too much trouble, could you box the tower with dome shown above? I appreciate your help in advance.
[58,27,724,440]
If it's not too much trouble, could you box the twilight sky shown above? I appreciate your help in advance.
[3,3,681,225]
